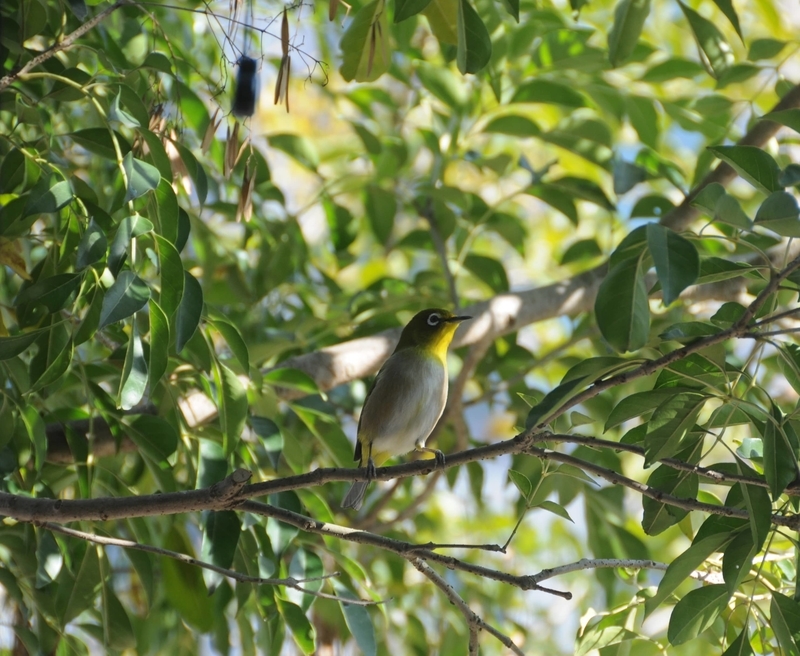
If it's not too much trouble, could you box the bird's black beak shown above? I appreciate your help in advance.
[447,315,471,323]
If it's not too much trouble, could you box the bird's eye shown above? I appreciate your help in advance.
[427,313,441,326]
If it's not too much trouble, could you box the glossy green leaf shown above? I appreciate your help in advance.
[172,141,208,204]
[162,528,214,632]
[365,184,396,244]
[667,584,729,645]
[646,223,699,305]
[642,460,699,535]
[643,392,706,464]
[713,193,752,229]
[213,319,250,373]
[641,58,705,82]
[762,405,799,499]
[125,414,178,462]
[678,1,733,78]
[708,145,782,194]
[264,368,321,395]
[536,500,574,522]
[595,255,649,352]
[277,598,316,655]
[118,320,148,410]
[76,218,107,268]
[35,531,62,589]
[99,271,150,329]
[217,361,248,455]
[422,0,458,45]
[508,469,533,502]
[755,191,800,236]
[16,273,81,313]
[251,416,284,469]
[483,115,540,136]
[763,108,800,135]
[110,90,140,127]
[415,62,467,107]
[21,405,47,473]
[722,627,752,656]
[154,234,184,318]
[200,511,241,592]
[748,38,787,61]
[395,0,432,22]
[155,178,179,243]
[61,544,101,624]
[512,79,587,107]
[29,324,73,393]
[108,214,154,276]
[340,0,390,82]
[122,153,160,203]
[771,592,800,656]
[721,529,756,593]
[175,270,203,352]
[710,0,742,40]
[148,299,170,389]
[456,0,491,74]
[607,0,651,67]
[24,179,73,216]
[338,587,377,656]
[463,254,508,292]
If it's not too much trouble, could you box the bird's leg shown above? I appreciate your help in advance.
[366,443,377,480]
[415,441,445,469]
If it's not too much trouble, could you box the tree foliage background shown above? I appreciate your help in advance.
[2,0,800,653]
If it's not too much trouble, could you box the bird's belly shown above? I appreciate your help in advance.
[365,355,447,460]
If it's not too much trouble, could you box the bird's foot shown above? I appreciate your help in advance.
[433,449,446,469]
[366,457,377,481]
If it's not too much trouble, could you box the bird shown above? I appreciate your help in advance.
[341,308,471,510]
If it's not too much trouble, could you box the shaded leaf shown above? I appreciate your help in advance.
[595,255,649,352]
[99,271,150,329]
[646,223,699,305]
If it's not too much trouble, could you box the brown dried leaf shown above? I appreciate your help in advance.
[281,9,289,57]
[202,107,221,154]
[0,238,31,281]
[235,164,256,223]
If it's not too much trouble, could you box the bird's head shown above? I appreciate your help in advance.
[395,308,471,359]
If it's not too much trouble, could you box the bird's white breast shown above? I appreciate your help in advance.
[358,349,447,460]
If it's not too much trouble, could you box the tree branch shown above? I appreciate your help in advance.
[0,1,128,93]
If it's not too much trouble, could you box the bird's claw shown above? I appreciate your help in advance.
[366,457,377,481]
[433,450,446,469]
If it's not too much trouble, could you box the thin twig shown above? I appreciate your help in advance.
[419,200,459,309]
[239,500,572,599]
[38,522,378,605]
[409,558,525,656]
[0,1,128,93]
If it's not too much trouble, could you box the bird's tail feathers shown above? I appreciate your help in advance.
[342,481,368,510]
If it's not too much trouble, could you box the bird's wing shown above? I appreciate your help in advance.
[354,364,385,463]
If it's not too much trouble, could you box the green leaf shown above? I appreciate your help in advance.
[422,0,458,45]
[527,185,578,224]
[721,529,756,593]
[498,0,519,21]
[16,273,82,313]
[646,223,699,305]
[456,0,491,74]
[707,145,782,194]
[172,141,208,204]
[762,405,799,499]
[200,511,241,592]
[154,234,184,318]
[338,588,377,656]
[508,469,533,502]
[526,377,585,428]
[595,255,650,352]
[641,58,705,82]
[148,299,170,389]
[690,181,725,214]
[364,184,396,244]
[212,319,250,373]
[108,214,154,276]
[24,179,73,216]
[642,461,699,535]
[35,531,62,588]
[162,528,213,632]
[549,176,614,210]
[75,284,104,346]
[607,0,651,67]
[69,128,131,160]
[755,191,800,237]
[645,526,735,615]
[771,592,800,656]
[512,79,587,107]
[125,414,178,462]
[395,0,432,22]
[626,95,659,149]
[561,239,602,265]
[483,115,541,137]
[536,499,574,522]
[714,193,752,229]
[175,270,203,352]
[678,1,733,78]
[340,0,390,82]
[748,38,787,61]
[118,320,148,410]
[155,177,179,243]
[76,218,107,268]
[21,405,47,473]
[264,368,321,395]
[667,584,729,645]
[722,627,752,656]
[609,225,648,266]
[643,392,706,464]
[122,153,160,203]
[110,90,140,128]
[251,416,284,469]
[217,361,248,455]
[276,598,316,655]
[763,109,800,135]
[267,134,320,171]
[462,254,508,292]
[29,326,73,393]
[99,271,150,329]
[61,544,101,624]
[710,0,742,41]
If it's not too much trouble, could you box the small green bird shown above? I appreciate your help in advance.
[342,308,471,510]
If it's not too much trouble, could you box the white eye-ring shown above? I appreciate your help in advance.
[427,313,441,326]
